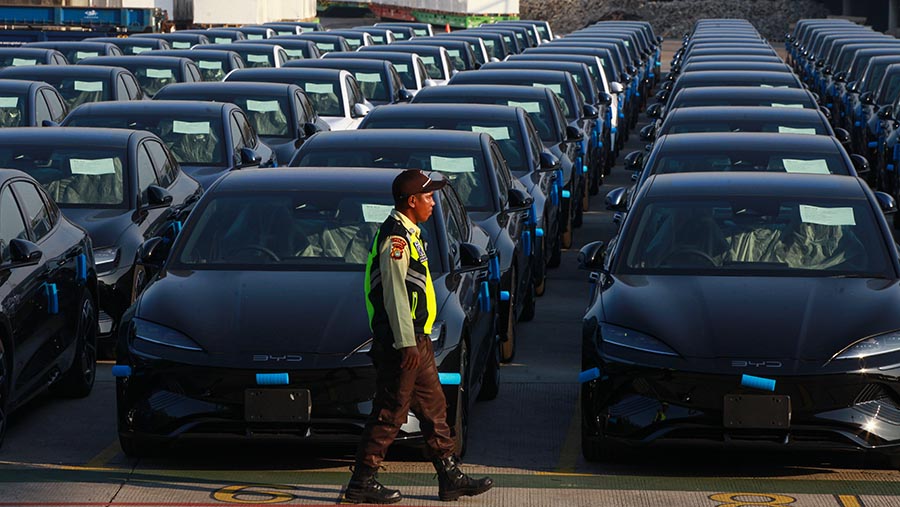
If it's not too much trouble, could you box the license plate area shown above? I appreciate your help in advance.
[244,388,311,423]
[723,394,790,429]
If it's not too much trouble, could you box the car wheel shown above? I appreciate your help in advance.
[500,268,516,363]
[53,292,97,399]
[0,340,9,449]
[477,338,500,401]
[452,339,469,457]
[520,273,536,322]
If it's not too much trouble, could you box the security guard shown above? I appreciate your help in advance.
[346,169,493,504]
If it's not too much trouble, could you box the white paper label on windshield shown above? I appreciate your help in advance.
[172,41,192,49]
[373,36,384,43]
[361,203,393,223]
[799,205,856,226]
[75,51,99,60]
[471,125,511,140]
[247,54,270,64]
[248,34,264,40]
[783,158,830,174]
[0,97,18,108]
[277,30,294,36]
[771,102,804,108]
[173,120,210,135]
[146,68,174,79]
[74,81,103,92]
[507,100,541,113]
[199,60,223,70]
[131,46,152,54]
[285,49,305,59]
[533,82,562,94]
[305,83,333,94]
[394,63,408,73]
[70,158,117,175]
[484,40,494,48]
[420,56,435,65]
[317,43,335,51]
[214,37,232,45]
[246,99,281,113]
[778,126,817,135]
[11,58,36,66]
[356,72,380,83]
[431,155,475,173]
[447,49,460,57]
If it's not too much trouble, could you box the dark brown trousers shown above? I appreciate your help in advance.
[355,335,455,468]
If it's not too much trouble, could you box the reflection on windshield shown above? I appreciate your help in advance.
[652,151,849,175]
[52,78,110,109]
[133,66,178,97]
[623,198,890,277]
[301,80,342,116]
[0,95,25,127]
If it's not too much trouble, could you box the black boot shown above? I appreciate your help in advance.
[344,464,402,504]
[432,455,493,501]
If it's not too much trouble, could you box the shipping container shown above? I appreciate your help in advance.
[173,0,314,27]
[369,0,518,29]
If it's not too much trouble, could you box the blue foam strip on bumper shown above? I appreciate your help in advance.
[499,290,510,302]
[256,373,290,385]
[579,367,601,383]
[741,374,776,392]
[561,190,571,199]
[76,253,87,285]
[439,372,461,385]
[535,227,544,237]
[111,365,132,378]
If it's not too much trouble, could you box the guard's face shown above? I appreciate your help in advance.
[408,191,435,223]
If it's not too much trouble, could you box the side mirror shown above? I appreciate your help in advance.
[577,240,606,271]
[815,59,825,68]
[7,238,42,265]
[639,124,655,142]
[582,104,599,120]
[239,147,263,167]
[819,106,831,121]
[598,92,612,106]
[823,66,832,76]
[609,81,624,94]
[302,122,320,138]
[506,188,534,212]
[137,236,170,267]
[851,154,870,175]
[146,185,173,207]
[655,89,669,103]
[669,65,680,75]
[848,81,859,94]
[834,127,851,146]
[875,191,898,214]
[835,71,847,83]
[604,187,627,212]
[646,102,663,119]
[351,102,372,118]
[878,105,894,120]
[457,242,489,272]
[662,81,673,91]
[490,56,500,63]
[861,91,874,105]
[423,78,438,88]
[41,120,59,127]
[624,150,644,171]
[398,88,414,102]
[538,151,560,171]
[565,125,584,142]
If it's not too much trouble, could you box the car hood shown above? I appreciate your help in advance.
[601,275,900,361]
[61,207,132,250]
[138,269,372,358]
[181,164,232,190]
[260,137,300,165]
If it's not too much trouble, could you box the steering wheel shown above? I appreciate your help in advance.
[228,245,281,262]
[660,248,717,267]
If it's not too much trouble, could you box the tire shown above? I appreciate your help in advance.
[477,339,500,401]
[53,292,97,399]
[500,268,517,363]
[452,339,469,457]
[0,341,9,450]
[119,434,159,458]
[520,273,536,322]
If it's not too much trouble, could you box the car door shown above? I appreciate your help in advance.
[31,90,52,127]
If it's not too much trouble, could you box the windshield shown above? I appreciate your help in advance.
[0,146,126,207]
[196,59,227,81]
[297,147,492,211]
[300,80,343,116]
[666,120,828,136]
[674,96,814,110]
[620,197,891,278]
[650,149,850,176]
[351,70,388,101]
[878,72,900,104]
[131,65,178,97]
[51,77,110,109]
[417,54,446,80]
[416,95,559,143]
[0,55,43,67]
[237,50,274,68]
[0,94,26,127]
[63,49,100,63]
[174,191,440,271]
[66,114,225,165]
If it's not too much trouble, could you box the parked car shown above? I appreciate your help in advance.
[0,47,68,68]
[196,43,287,69]
[284,58,412,106]
[87,37,171,55]
[78,56,201,98]
[145,49,244,82]
[24,41,122,64]
[0,65,144,109]
[0,79,69,127]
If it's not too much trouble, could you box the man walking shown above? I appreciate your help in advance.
[345,169,493,504]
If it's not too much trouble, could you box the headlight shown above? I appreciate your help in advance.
[834,331,900,360]
[94,247,120,274]
[132,317,203,351]
[599,323,678,357]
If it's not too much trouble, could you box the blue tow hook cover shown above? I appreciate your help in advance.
[478,281,491,313]
[488,255,501,282]
[579,367,601,383]
[44,283,58,315]
[499,290,510,302]
[75,253,87,285]
[741,374,776,392]
[439,372,461,385]
[111,365,132,378]
[562,189,571,199]
[522,229,532,257]
[256,373,290,385]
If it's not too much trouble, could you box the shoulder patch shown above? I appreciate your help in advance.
[390,237,407,260]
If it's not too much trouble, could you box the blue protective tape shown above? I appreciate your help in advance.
[855,121,861,127]
[478,281,491,313]
[44,283,58,315]
[439,372,461,385]
[579,367,601,383]
[522,229,532,257]
[535,227,544,237]
[741,374,776,392]
[488,255,501,283]
[562,190,571,199]
[583,164,589,174]
[618,113,625,119]
[869,141,879,148]
[611,126,617,133]
[111,365,132,378]
[889,164,895,172]
[499,290,510,302]
[256,373,290,385]
[75,253,87,286]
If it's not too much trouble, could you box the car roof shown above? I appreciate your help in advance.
[78,55,188,66]
[68,100,229,117]
[158,81,296,96]
[416,84,554,101]
[674,70,799,82]
[230,67,342,79]
[329,50,413,62]
[197,43,278,51]
[453,68,572,83]
[214,166,445,193]
[0,79,43,92]
[654,132,839,151]
[0,126,143,146]
[304,129,486,149]
[644,172,866,200]
[366,103,522,121]
[152,49,237,59]
[0,47,59,55]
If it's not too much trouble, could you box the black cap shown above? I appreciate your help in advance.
[392,169,446,203]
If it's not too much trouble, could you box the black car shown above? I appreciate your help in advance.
[0,169,99,447]
[154,81,326,164]
[78,56,202,98]
[195,43,287,69]
[242,39,320,61]
[413,84,584,249]
[87,37,171,56]
[63,101,276,188]
[446,30,511,60]
[0,47,68,67]
[0,65,144,110]
[144,49,245,82]
[659,71,804,105]
[375,22,432,38]
[416,35,490,66]
[0,79,68,127]
[0,128,202,351]
[579,171,900,465]
[645,107,842,144]
[291,129,534,361]
[349,26,397,45]
[114,168,499,456]
[261,22,305,36]
[358,103,562,298]
[131,33,210,50]
[650,86,822,121]
[184,28,245,44]
[284,33,352,54]
[232,26,276,40]
[467,26,524,55]
[283,58,412,106]
[24,41,122,64]
[672,61,793,77]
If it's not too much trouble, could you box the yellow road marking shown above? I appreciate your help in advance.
[0,460,120,472]
[836,495,863,507]
[85,439,121,468]
[556,398,581,473]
